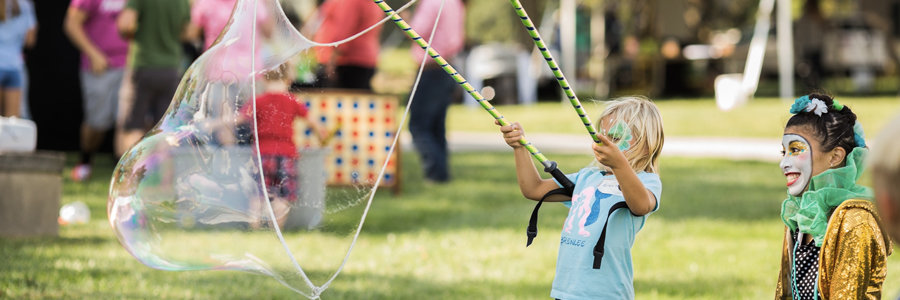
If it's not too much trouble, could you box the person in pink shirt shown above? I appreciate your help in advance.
[187,0,271,83]
[407,0,465,183]
[185,0,272,146]
[64,0,129,181]
[313,0,383,91]
[188,0,237,51]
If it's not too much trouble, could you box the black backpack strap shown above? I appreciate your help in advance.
[526,188,569,246]
[526,161,575,247]
[593,201,632,269]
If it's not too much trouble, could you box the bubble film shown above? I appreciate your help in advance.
[107,0,403,297]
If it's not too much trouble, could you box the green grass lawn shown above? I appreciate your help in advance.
[5,151,900,299]
[446,97,900,138]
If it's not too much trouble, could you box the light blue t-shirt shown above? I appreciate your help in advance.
[550,167,662,300]
[0,0,36,70]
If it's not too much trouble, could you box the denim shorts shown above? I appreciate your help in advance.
[0,68,22,89]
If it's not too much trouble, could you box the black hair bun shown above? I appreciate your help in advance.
[787,93,859,152]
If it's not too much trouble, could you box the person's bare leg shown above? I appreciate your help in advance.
[249,196,264,230]
[80,124,106,158]
[271,197,291,229]
[115,68,134,157]
[72,123,108,181]
[120,130,145,154]
[115,128,128,157]
[2,89,21,117]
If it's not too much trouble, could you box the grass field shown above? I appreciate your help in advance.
[5,149,900,299]
[2,94,900,298]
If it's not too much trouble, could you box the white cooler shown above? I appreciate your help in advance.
[0,117,37,152]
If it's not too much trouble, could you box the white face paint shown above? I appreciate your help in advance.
[780,134,813,196]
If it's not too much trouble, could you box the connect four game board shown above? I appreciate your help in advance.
[293,91,401,193]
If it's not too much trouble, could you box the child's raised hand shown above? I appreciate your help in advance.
[317,120,342,146]
[592,132,629,171]
[495,120,525,149]
[315,127,329,143]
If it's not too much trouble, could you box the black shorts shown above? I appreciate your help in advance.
[124,67,180,130]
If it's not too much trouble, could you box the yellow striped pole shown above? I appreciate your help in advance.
[372,0,551,165]
[509,0,601,144]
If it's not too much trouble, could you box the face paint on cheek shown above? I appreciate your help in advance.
[781,134,813,196]
[605,120,633,151]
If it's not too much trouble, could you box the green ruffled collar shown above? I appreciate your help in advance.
[780,147,873,246]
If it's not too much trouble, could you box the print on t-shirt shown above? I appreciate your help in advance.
[563,179,623,238]
[100,0,125,12]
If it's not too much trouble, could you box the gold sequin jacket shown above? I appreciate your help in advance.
[775,200,892,299]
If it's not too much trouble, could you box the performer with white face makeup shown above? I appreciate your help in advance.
[781,134,813,197]
[774,93,891,300]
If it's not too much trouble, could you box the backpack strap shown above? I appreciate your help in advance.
[526,161,575,247]
[526,188,569,246]
[593,201,632,269]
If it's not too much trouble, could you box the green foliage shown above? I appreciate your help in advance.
[464,1,520,46]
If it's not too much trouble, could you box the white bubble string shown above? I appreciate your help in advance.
[248,0,442,297]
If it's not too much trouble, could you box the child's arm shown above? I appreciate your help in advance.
[65,7,107,74]
[116,7,138,40]
[302,118,329,143]
[593,133,657,216]
[497,121,565,201]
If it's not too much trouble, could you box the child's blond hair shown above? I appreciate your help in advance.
[869,113,900,208]
[595,96,664,173]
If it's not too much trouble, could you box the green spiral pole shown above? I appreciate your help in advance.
[372,0,553,166]
[508,0,601,144]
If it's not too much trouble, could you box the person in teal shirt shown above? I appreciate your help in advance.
[498,96,665,299]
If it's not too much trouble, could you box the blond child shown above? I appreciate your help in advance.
[497,96,664,299]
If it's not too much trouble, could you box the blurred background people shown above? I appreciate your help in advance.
[794,0,829,91]
[187,0,237,52]
[407,0,465,183]
[116,0,190,153]
[0,0,35,117]
[64,0,129,181]
[312,0,383,91]
[239,64,326,227]
[186,0,275,146]
[871,113,900,248]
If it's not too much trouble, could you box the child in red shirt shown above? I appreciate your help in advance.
[240,64,326,227]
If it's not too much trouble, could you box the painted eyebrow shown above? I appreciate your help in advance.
[787,142,808,152]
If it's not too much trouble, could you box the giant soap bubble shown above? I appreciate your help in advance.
[108,0,412,297]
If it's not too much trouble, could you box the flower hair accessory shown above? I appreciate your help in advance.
[830,98,866,148]
[789,95,828,116]
[789,95,810,114]
[832,99,844,110]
